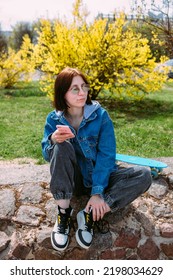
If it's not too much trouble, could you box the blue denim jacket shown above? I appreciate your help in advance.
[41,101,117,195]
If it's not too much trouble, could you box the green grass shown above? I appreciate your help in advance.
[103,82,173,157]
[0,82,51,163]
[0,81,173,163]
[0,81,45,97]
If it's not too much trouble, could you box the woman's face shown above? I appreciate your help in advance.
[65,75,89,109]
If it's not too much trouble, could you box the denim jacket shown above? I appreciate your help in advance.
[41,101,117,196]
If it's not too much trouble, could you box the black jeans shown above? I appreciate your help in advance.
[49,142,152,212]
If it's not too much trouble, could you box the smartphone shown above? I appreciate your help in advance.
[56,125,73,134]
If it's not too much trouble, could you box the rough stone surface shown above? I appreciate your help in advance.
[0,157,173,260]
[13,205,45,226]
[0,231,10,252]
[148,179,168,199]
[0,188,16,220]
[137,238,160,260]
[160,223,173,238]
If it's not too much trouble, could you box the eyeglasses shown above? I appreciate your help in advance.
[68,84,90,95]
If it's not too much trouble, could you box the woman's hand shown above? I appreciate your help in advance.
[51,125,75,143]
[85,194,110,221]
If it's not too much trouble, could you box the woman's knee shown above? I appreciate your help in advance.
[51,141,75,159]
[139,167,152,192]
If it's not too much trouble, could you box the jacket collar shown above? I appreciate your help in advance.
[84,101,101,119]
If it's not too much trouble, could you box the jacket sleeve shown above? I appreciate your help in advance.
[41,113,57,162]
[91,111,116,195]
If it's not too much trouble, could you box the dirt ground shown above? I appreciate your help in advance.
[0,156,172,185]
[0,158,50,185]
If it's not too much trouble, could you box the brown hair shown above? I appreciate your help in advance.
[53,67,91,111]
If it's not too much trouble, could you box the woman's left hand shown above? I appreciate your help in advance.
[85,195,110,221]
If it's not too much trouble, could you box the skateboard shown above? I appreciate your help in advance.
[116,153,168,179]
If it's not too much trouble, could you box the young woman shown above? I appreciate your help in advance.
[41,67,152,251]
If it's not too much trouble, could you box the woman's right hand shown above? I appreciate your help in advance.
[51,126,75,143]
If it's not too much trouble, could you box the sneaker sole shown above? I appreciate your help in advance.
[51,232,69,251]
[75,230,91,249]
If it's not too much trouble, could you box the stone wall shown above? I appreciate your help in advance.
[0,159,173,260]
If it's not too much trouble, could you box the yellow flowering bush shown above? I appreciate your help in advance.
[3,3,165,99]
[0,35,35,89]
[31,13,166,100]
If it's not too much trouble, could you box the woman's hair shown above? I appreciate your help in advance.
[53,67,91,111]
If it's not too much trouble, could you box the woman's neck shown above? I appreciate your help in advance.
[65,107,84,119]
[65,108,84,130]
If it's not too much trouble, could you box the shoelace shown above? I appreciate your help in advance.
[57,213,76,234]
[84,210,110,234]
[94,219,110,234]
[84,211,94,233]
[57,213,71,234]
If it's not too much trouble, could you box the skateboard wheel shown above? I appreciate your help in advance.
[157,168,163,172]
[151,169,159,179]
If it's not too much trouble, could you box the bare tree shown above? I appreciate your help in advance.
[0,28,8,54]
[131,0,173,57]
[9,22,35,51]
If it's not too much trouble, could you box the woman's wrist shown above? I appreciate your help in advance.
[50,134,57,144]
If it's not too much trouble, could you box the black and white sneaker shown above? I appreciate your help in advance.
[75,209,94,249]
[51,205,73,251]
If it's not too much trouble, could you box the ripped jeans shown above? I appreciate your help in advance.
[49,142,152,212]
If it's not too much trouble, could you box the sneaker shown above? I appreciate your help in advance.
[51,205,73,251]
[75,208,94,249]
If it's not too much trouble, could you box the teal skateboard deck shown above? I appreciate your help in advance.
[116,153,168,178]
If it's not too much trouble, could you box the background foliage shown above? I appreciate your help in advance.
[0,0,169,100]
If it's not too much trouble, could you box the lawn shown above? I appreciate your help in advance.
[106,82,173,158]
[0,81,173,163]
